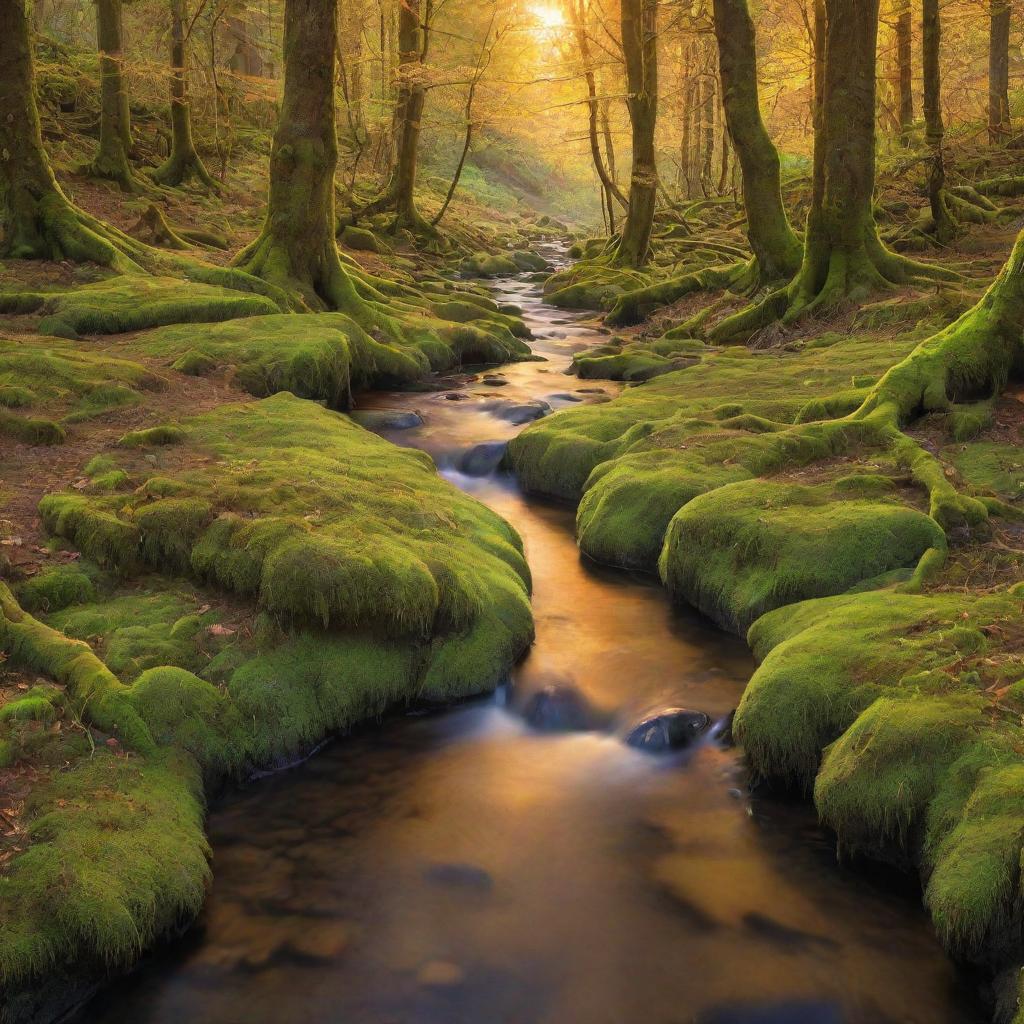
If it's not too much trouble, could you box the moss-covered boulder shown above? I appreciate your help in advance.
[130,311,530,408]
[732,586,1024,965]
[0,274,281,335]
[659,480,945,635]
[38,393,534,700]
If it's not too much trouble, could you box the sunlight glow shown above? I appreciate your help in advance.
[529,2,567,37]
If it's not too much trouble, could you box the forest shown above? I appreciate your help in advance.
[1,0,1024,1021]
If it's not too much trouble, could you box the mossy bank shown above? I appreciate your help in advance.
[0,393,533,1022]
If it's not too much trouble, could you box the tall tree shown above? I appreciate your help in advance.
[614,0,658,267]
[235,0,366,308]
[922,0,954,242]
[0,0,138,266]
[357,0,434,234]
[570,0,628,220]
[152,0,218,189]
[83,0,140,189]
[894,0,913,139]
[711,0,954,339]
[988,0,1011,144]
[712,0,801,282]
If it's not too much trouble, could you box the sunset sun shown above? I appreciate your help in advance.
[529,2,567,36]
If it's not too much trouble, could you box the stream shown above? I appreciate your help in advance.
[81,245,984,1024]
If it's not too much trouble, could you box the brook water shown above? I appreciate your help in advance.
[82,246,983,1024]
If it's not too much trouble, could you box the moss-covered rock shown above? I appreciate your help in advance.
[130,311,530,408]
[0,275,281,335]
[659,480,945,635]
[40,393,533,696]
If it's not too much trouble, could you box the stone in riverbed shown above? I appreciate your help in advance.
[625,709,711,752]
[457,441,508,476]
[481,375,508,386]
[495,401,551,425]
[523,684,595,732]
[350,410,424,430]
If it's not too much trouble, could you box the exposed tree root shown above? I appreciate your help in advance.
[706,244,962,343]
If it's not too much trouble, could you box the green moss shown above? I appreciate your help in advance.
[659,480,946,635]
[460,252,518,278]
[0,411,65,445]
[129,311,528,409]
[0,275,280,335]
[0,337,158,422]
[734,588,1022,784]
[946,440,1024,501]
[510,329,923,502]
[815,692,986,853]
[0,749,209,982]
[41,392,533,686]
[340,225,385,253]
[46,587,223,683]
[16,567,96,613]
[118,425,186,448]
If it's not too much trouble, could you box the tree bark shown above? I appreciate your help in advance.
[152,0,218,189]
[712,0,801,280]
[895,0,913,139]
[988,0,1011,144]
[570,0,628,212]
[614,0,658,268]
[234,0,365,310]
[923,0,954,242]
[0,0,137,266]
[389,0,431,231]
[85,0,138,189]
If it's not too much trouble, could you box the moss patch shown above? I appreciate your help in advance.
[659,480,945,635]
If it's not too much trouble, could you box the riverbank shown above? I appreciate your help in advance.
[508,229,1024,1020]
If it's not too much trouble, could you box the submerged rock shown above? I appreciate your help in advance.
[457,441,508,476]
[625,709,711,752]
[523,684,595,732]
[350,409,424,431]
[495,401,551,425]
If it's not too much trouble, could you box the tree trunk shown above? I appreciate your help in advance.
[988,0,1011,144]
[152,0,218,189]
[234,0,364,310]
[709,0,956,339]
[712,0,802,281]
[571,0,628,212]
[599,97,618,230]
[793,0,898,305]
[923,0,954,242]
[700,59,715,194]
[0,0,137,267]
[85,0,138,189]
[895,0,913,140]
[389,0,430,231]
[614,0,658,268]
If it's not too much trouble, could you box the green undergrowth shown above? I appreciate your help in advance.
[0,275,281,337]
[0,744,209,996]
[659,479,944,634]
[127,308,530,409]
[734,586,1024,964]
[36,392,534,700]
[0,335,162,430]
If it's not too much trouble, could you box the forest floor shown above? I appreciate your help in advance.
[3,140,1024,1024]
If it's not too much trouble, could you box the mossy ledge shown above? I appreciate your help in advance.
[1,392,534,1015]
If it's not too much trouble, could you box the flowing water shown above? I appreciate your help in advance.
[82,246,984,1024]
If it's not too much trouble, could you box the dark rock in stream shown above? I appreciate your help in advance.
[481,375,509,387]
[523,684,596,732]
[457,441,508,476]
[495,401,551,425]
[443,392,471,401]
[625,709,711,752]
[350,410,424,430]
